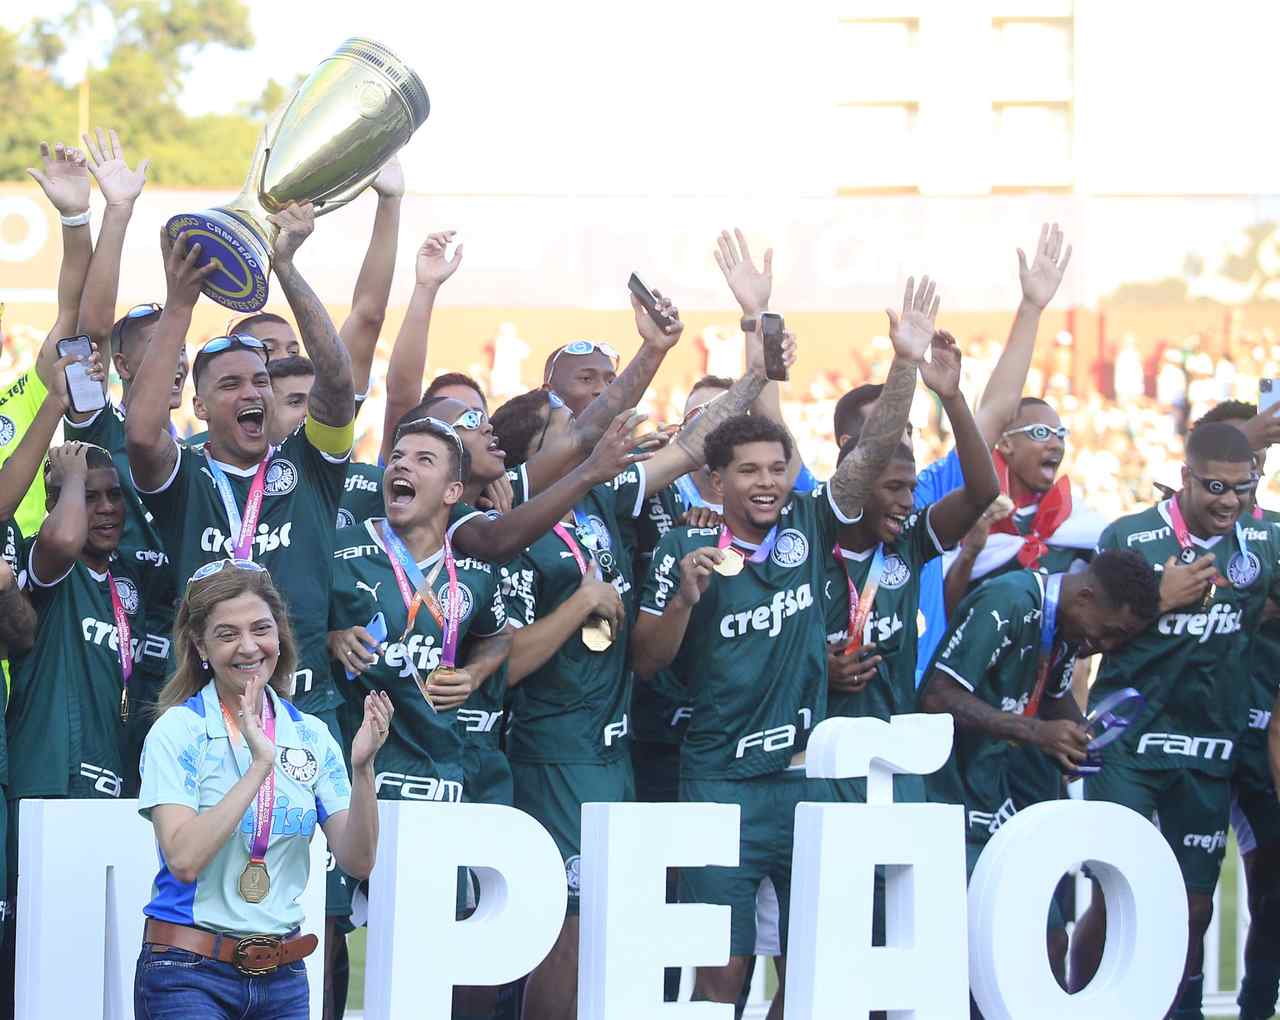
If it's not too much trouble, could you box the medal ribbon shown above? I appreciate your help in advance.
[105,571,134,687]
[716,523,779,566]
[377,519,454,669]
[1166,496,1244,589]
[220,693,276,863]
[832,544,885,655]
[204,450,273,560]
[555,521,601,581]
[1023,573,1063,718]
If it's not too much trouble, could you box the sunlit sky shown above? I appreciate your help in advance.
[6,1,1280,199]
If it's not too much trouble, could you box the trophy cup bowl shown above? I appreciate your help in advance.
[165,37,429,312]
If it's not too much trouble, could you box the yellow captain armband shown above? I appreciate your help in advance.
[304,414,355,458]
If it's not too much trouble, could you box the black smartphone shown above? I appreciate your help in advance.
[56,335,106,414]
[761,313,788,382]
[628,273,674,330]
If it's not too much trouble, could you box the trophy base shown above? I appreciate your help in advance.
[165,209,272,313]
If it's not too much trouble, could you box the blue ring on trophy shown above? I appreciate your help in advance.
[164,209,271,313]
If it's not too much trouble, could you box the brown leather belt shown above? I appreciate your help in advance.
[144,918,318,976]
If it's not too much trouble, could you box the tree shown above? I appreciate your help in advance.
[0,0,272,186]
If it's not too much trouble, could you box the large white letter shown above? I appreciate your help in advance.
[786,715,969,1019]
[363,802,568,1020]
[968,799,1188,1020]
[16,799,326,1020]
[578,801,739,1020]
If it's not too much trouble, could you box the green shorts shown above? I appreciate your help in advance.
[1085,760,1230,894]
[632,740,681,805]
[832,772,926,805]
[511,757,635,913]
[462,745,514,807]
[679,769,833,957]
[1232,725,1280,855]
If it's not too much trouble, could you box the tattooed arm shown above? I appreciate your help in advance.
[828,277,939,519]
[269,203,355,429]
[0,560,36,656]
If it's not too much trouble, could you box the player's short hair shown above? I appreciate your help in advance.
[110,307,162,356]
[836,431,913,467]
[394,416,471,483]
[1089,549,1161,621]
[228,311,289,337]
[491,389,554,468]
[267,355,316,382]
[423,372,488,410]
[44,445,115,501]
[690,374,734,395]
[704,415,792,472]
[833,384,882,439]
[1185,420,1253,466]
[1008,396,1057,425]
[1195,400,1257,428]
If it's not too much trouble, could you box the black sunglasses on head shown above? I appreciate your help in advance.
[192,333,269,386]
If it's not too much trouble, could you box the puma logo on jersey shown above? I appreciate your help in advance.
[719,584,814,639]
[1155,604,1243,644]
[356,581,382,600]
[201,522,292,557]
[1136,732,1234,761]
[1249,707,1272,730]
[345,474,379,493]
[80,617,142,658]
[375,771,462,802]
[990,610,1010,631]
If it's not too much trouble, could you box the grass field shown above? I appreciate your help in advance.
[343,842,1248,1014]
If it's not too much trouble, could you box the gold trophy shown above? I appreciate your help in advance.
[166,38,429,312]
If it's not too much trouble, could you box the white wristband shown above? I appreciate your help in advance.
[60,210,91,227]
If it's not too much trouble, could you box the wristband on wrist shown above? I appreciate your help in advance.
[60,210,91,227]
[739,317,757,334]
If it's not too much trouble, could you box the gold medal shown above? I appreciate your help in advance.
[715,547,745,577]
[1202,583,1217,608]
[239,861,270,903]
[418,667,456,711]
[120,689,129,723]
[582,616,614,651]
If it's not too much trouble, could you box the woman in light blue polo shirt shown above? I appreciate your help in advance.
[134,560,391,1019]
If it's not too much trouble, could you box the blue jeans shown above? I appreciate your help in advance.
[134,943,309,1020]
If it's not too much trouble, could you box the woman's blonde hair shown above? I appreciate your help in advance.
[155,564,298,716]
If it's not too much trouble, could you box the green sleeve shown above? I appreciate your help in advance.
[932,588,1018,693]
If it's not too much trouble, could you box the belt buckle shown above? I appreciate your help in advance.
[233,934,283,975]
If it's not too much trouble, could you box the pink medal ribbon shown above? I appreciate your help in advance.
[204,450,273,560]
[1166,495,1232,595]
[106,571,133,719]
[221,694,276,879]
[555,522,600,580]
[716,523,778,566]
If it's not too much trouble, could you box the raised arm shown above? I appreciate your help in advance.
[341,158,403,402]
[267,202,354,428]
[74,128,150,364]
[521,291,684,495]
[828,278,937,519]
[378,231,462,463]
[124,230,215,490]
[974,224,1072,446]
[0,350,99,521]
[31,444,90,584]
[943,499,1011,616]
[451,409,651,564]
[917,333,999,548]
[27,142,93,387]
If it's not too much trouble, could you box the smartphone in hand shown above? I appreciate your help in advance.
[1261,378,1280,417]
[56,335,106,414]
[761,313,788,382]
[628,273,674,330]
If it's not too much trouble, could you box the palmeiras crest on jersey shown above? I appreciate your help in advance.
[880,555,912,590]
[113,576,141,616]
[771,529,810,568]
[264,460,298,496]
[1228,550,1261,588]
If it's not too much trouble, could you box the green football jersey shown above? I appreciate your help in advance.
[1091,499,1280,777]
[1243,508,1280,750]
[65,403,176,679]
[923,570,1076,840]
[629,483,693,745]
[0,517,24,784]
[9,549,146,798]
[822,506,945,721]
[330,520,506,800]
[138,430,346,715]
[501,464,648,765]
[337,461,384,530]
[639,485,846,780]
